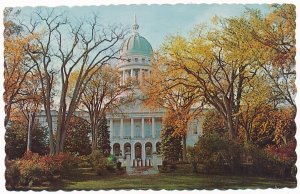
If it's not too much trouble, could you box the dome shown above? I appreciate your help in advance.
[120,15,153,58]
[120,34,153,57]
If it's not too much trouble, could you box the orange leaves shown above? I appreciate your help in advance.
[4,16,42,125]
[163,110,188,138]
[272,108,295,145]
[4,33,38,67]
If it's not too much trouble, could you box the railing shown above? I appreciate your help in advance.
[112,135,160,139]
[132,158,152,167]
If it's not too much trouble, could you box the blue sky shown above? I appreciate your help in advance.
[19,4,271,50]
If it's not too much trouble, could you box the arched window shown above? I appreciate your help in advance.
[135,142,142,159]
[145,142,152,157]
[124,143,131,159]
[135,58,138,62]
[124,143,131,154]
[113,143,121,157]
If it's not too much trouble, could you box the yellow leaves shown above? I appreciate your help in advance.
[242,75,272,107]
[163,110,189,138]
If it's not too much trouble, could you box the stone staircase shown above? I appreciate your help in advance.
[127,166,159,175]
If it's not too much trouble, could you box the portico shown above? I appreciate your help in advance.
[109,115,162,167]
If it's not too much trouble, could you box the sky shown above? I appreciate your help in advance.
[17,4,271,50]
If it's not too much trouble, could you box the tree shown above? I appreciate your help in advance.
[142,53,203,161]
[247,4,296,110]
[97,115,111,156]
[5,120,48,160]
[158,13,268,140]
[238,75,274,143]
[64,116,91,156]
[74,65,132,150]
[4,8,39,127]
[251,107,295,148]
[160,124,183,163]
[202,109,226,135]
[22,8,127,154]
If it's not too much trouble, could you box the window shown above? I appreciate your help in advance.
[145,142,152,157]
[135,58,138,62]
[142,58,145,62]
[128,58,131,62]
[124,143,131,158]
[134,69,139,78]
[113,143,121,157]
[135,125,141,138]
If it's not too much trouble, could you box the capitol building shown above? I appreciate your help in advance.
[106,17,203,170]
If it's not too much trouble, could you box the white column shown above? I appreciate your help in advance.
[139,69,142,83]
[110,119,114,138]
[142,143,146,165]
[110,141,113,155]
[131,143,135,160]
[152,117,155,138]
[130,69,133,78]
[120,118,124,138]
[131,118,134,138]
[142,117,145,138]
[122,70,125,84]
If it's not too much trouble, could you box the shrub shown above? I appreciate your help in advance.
[38,152,76,178]
[116,161,122,170]
[88,150,108,176]
[6,151,78,187]
[243,144,296,178]
[106,154,117,172]
[5,162,20,189]
[191,133,296,177]
[76,155,91,168]
[55,152,77,174]
[17,159,45,186]
[194,133,242,174]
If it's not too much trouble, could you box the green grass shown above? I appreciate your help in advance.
[22,167,297,190]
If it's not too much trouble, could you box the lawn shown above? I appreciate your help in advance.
[23,167,297,191]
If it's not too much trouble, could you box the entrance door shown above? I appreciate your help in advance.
[135,143,142,159]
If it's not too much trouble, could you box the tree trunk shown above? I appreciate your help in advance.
[91,125,97,150]
[226,114,236,139]
[244,122,253,144]
[45,108,55,155]
[91,115,98,150]
[245,129,251,143]
[182,135,187,162]
[26,112,32,152]
[4,104,11,127]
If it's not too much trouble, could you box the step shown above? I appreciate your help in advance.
[128,166,159,175]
